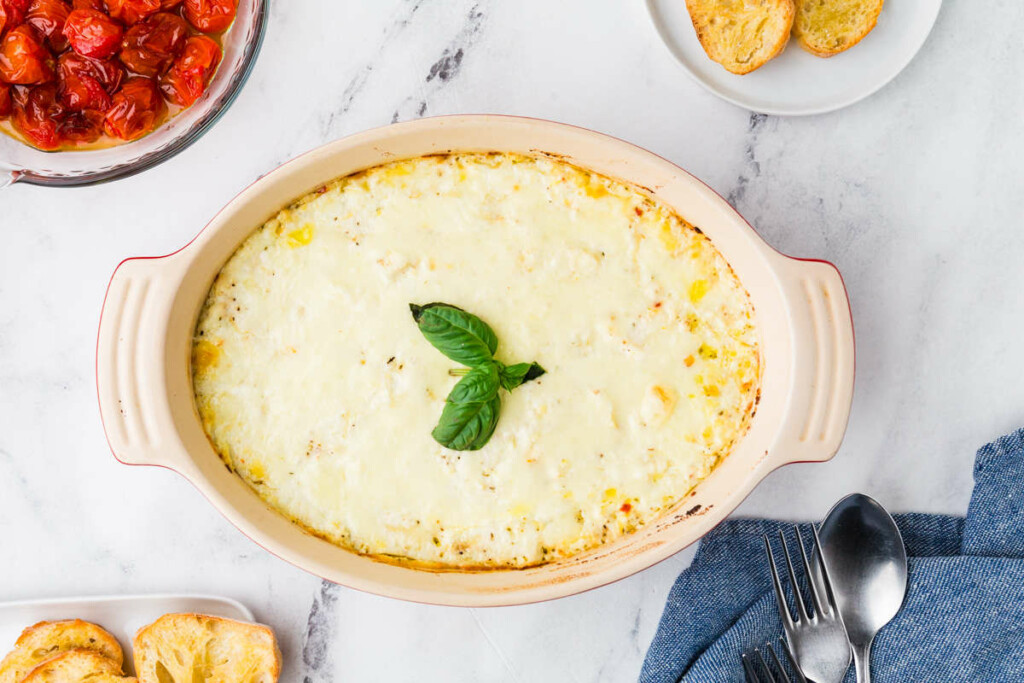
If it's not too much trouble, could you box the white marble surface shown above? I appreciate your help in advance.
[1,1,1023,680]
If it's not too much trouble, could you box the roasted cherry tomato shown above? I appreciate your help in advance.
[103,0,158,25]
[0,84,12,116]
[12,82,64,149]
[26,0,71,52]
[58,105,102,141]
[118,10,186,77]
[0,25,55,84]
[63,8,122,58]
[0,0,32,36]
[182,0,234,33]
[158,0,179,6]
[159,33,217,106]
[57,51,122,93]
[103,74,163,139]
[71,0,103,9]
[58,66,110,109]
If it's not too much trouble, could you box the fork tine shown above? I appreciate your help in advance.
[794,526,825,618]
[754,648,778,683]
[763,534,794,629]
[779,637,808,683]
[805,532,832,614]
[766,644,792,683]
[779,530,810,623]
[812,524,841,616]
[742,653,762,682]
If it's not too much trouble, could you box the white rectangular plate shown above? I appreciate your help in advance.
[0,594,254,675]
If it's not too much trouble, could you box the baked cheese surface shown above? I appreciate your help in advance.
[192,153,760,568]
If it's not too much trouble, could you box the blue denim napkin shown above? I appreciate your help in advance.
[640,428,1024,682]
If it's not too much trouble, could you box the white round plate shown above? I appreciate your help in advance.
[647,0,942,116]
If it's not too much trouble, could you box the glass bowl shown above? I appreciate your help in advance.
[0,0,268,188]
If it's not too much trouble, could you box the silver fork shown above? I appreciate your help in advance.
[742,638,808,683]
[764,526,851,683]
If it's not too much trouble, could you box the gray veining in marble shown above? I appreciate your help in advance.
[2,0,1024,680]
[300,581,340,683]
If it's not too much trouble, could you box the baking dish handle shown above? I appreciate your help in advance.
[96,255,190,470]
[771,258,855,465]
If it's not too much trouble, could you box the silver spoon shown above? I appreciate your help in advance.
[816,494,908,683]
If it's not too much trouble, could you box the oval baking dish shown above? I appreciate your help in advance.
[96,115,854,606]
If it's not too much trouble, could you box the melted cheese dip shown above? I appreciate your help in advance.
[193,154,760,568]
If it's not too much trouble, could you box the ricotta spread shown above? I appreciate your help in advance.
[192,153,760,568]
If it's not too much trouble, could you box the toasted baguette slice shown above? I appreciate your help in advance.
[0,620,124,683]
[793,0,884,57]
[20,649,135,683]
[686,0,796,75]
[133,614,281,683]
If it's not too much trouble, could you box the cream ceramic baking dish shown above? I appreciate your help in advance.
[96,115,854,606]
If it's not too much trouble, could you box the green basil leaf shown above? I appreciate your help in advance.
[410,303,499,367]
[432,394,502,451]
[431,364,502,451]
[499,362,547,392]
[447,362,501,403]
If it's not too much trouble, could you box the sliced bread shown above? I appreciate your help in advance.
[133,614,281,683]
[0,620,124,683]
[20,649,135,683]
[793,0,884,57]
[686,0,796,75]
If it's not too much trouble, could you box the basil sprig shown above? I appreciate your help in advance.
[410,303,546,451]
